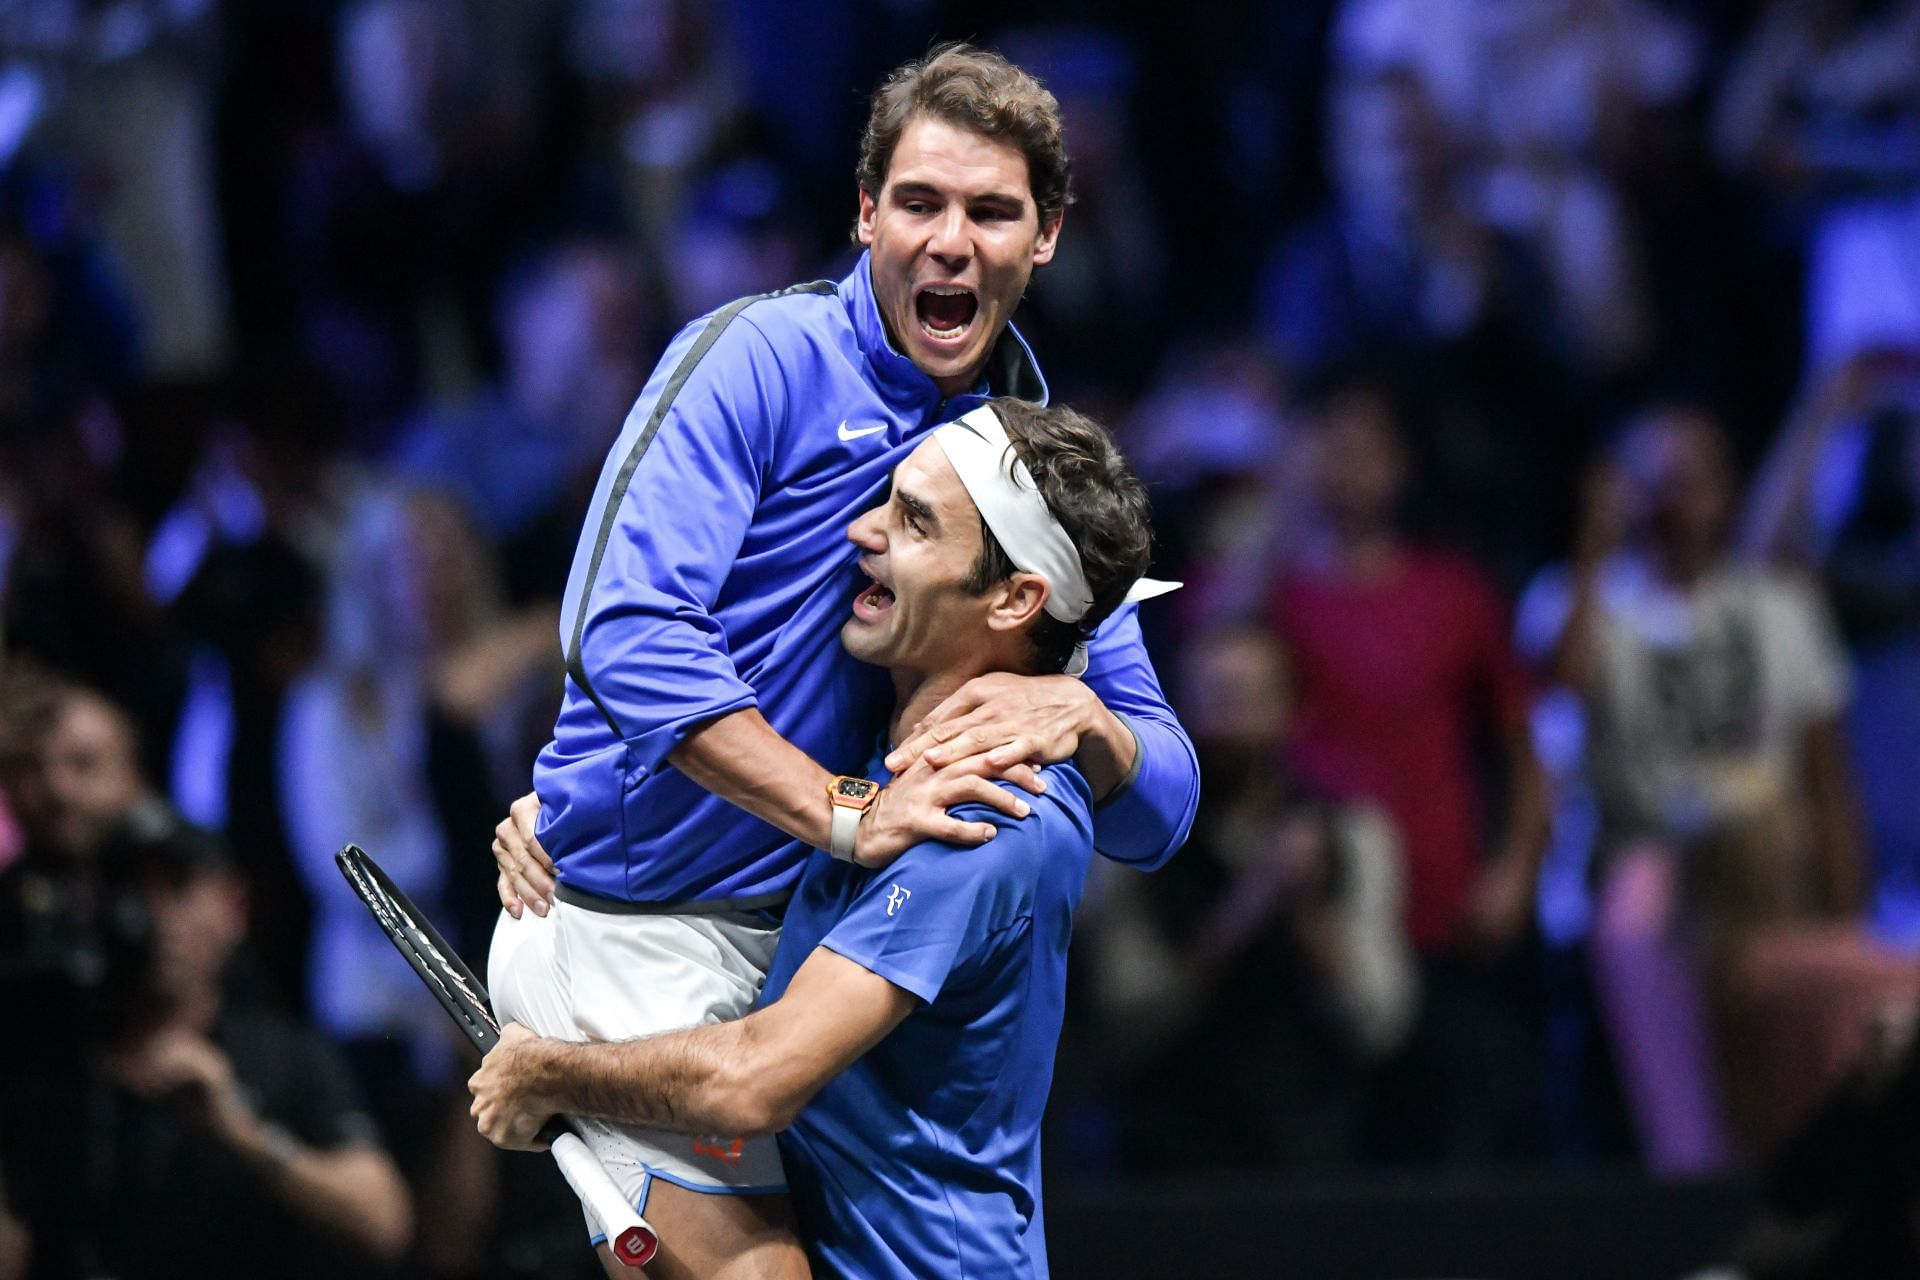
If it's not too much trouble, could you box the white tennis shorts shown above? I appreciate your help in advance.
[487,894,788,1235]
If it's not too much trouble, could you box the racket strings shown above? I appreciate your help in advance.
[342,853,501,1041]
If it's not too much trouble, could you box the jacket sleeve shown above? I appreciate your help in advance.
[558,309,788,775]
[1079,603,1200,871]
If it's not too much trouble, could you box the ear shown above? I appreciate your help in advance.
[986,572,1049,634]
[1032,209,1064,267]
[857,186,879,246]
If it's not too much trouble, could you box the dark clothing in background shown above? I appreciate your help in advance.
[1,1007,385,1280]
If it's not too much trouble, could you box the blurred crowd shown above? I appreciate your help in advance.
[4,0,1920,1275]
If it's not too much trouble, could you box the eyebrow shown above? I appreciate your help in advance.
[894,487,939,532]
[890,181,1027,211]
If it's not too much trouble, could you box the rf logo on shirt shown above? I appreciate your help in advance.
[886,884,911,916]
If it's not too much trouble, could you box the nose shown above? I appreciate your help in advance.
[926,205,971,267]
[848,504,886,552]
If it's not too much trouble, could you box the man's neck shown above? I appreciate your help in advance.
[872,307,993,401]
[886,652,1025,754]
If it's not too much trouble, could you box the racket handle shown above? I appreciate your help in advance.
[550,1129,661,1268]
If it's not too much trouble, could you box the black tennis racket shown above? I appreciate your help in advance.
[335,843,660,1268]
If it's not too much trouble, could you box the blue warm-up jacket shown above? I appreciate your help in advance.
[534,252,1199,904]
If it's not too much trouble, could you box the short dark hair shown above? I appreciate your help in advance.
[960,399,1154,674]
[855,42,1073,237]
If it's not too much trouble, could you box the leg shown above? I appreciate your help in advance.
[1589,843,1729,1174]
[595,1189,808,1280]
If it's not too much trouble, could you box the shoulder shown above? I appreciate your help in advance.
[715,278,843,349]
[933,763,1094,894]
[653,278,842,374]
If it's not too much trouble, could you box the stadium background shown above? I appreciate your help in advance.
[3,1,1920,1276]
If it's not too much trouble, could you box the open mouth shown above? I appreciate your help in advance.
[914,285,979,343]
[852,567,897,622]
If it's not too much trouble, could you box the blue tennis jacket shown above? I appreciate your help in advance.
[535,252,1199,903]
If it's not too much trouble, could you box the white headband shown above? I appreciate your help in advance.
[932,404,1180,676]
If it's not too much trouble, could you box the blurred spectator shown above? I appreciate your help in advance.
[1743,350,1920,944]
[1261,67,1533,378]
[663,158,810,320]
[2,0,231,376]
[1522,406,1917,1165]
[0,808,412,1279]
[1336,0,1697,378]
[388,238,653,602]
[1119,339,1296,631]
[2,402,188,766]
[278,483,534,1070]
[277,481,535,1276]
[1269,373,1551,1165]
[289,0,552,428]
[566,0,748,288]
[1078,626,1415,1173]
[1714,0,1920,215]
[994,24,1165,402]
[0,670,161,876]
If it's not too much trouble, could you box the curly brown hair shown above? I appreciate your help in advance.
[855,42,1073,239]
[960,399,1154,675]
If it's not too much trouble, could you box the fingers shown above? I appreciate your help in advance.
[939,773,1031,822]
[985,738,1043,772]
[884,682,1000,771]
[493,812,554,873]
[885,722,946,774]
[918,815,1000,847]
[493,818,558,917]
[509,791,543,844]
[998,761,1047,796]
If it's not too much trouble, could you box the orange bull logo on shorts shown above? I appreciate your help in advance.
[692,1135,745,1166]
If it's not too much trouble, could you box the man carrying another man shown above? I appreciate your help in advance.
[475,398,1163,1279]
[481,41,1196,1280]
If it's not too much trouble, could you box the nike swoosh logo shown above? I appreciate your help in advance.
[838,420,888,442]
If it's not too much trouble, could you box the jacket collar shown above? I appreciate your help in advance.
[841,250,1049,417]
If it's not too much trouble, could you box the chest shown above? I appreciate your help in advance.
[1282,574,1479,711]
[746,370,952,561]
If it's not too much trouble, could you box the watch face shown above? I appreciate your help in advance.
[834,778,877,802]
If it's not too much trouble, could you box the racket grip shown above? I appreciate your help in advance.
[550,1129,661,1268]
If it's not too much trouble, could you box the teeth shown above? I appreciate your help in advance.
[925,286,971,296]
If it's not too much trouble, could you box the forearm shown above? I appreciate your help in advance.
[529,1020,793,1138]
[1091,713,1199,870]
[1739,392,1834,564]
[670,708,838,850]
[1075,699,1137,802]
[240,1132,412,1261]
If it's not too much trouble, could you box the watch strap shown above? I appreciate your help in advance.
[829,802,863,863]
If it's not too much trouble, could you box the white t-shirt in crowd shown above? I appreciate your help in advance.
[1518,554,1849,842]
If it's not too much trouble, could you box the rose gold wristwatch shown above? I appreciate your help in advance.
[827,776,881,863]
